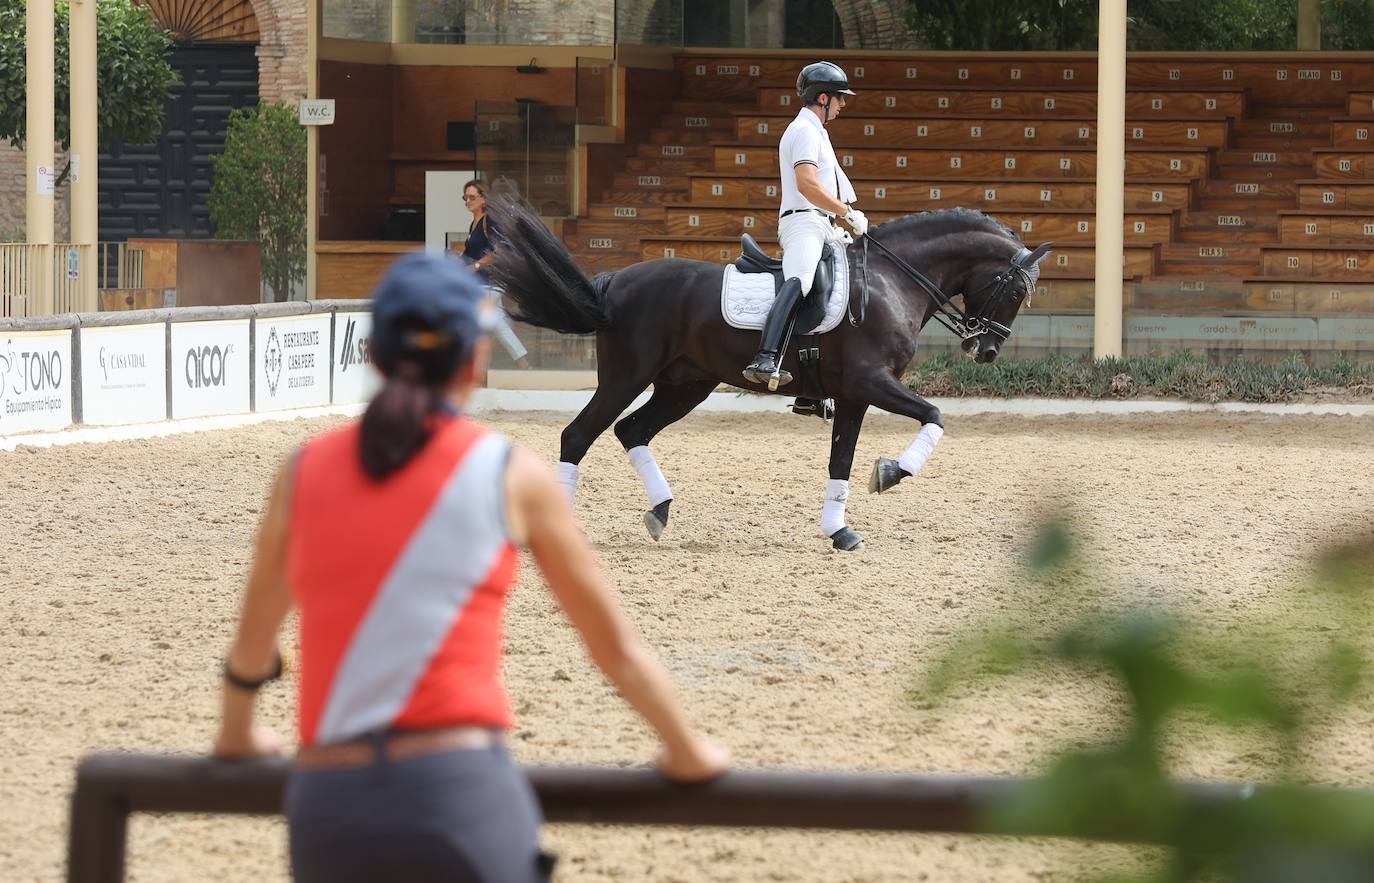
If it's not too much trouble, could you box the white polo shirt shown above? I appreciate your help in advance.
[778,108,857,215]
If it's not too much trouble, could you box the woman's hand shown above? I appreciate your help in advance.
[656,734,731,783]
[214,723,287,759]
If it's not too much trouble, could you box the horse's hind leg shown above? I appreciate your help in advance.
[613,379,717,540]
[557,376,651,502]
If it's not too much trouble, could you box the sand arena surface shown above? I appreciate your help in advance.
[4,408,1374,882]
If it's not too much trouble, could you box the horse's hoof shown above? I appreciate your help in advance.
[868,457,909,494]
[643,499,671,541]
[830,526,864,552]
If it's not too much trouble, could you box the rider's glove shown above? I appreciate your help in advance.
[843,207,868,237]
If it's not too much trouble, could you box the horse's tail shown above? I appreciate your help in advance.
[485,196,615,334]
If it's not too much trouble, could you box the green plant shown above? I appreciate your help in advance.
[903,351,1374,403]
[0,0,177,149]
[921,517,1374,881]
[903,0,1300,51]
[208,103,307,302]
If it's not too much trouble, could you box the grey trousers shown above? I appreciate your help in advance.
[286,743,554,882]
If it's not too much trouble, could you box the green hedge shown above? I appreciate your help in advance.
[904,352,1374,403]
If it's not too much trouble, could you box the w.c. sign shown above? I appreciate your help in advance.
[299,99,336,126]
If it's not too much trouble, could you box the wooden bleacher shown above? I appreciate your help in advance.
[564,53,1374,338]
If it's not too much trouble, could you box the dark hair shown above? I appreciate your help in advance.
[359,360,444,480]
[463,178,487,197]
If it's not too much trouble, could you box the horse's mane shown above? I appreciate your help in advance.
[873,207,1021,243]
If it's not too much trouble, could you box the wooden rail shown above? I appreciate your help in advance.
[68,752,1357,883]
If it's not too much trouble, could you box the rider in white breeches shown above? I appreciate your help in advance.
[741,61,869,392]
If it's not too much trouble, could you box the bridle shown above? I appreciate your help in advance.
[858,232,1052,341]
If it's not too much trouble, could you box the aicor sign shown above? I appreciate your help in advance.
[0,331,73,434]
[171,320,250,419]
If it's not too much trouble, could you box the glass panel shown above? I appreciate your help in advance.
[322,0,390,41]
[576,57,614,127]
[324,0,612,44]
[474,100,576,216]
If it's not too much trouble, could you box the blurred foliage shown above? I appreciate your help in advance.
[904,351,1374,403]
[919,515,1374,881]
[0,0,177,149]
[209,103,307,302]
[904,0,1374,50]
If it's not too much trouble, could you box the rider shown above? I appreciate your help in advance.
[742,61,868,390]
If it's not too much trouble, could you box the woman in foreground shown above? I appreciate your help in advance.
[213,252,728,882]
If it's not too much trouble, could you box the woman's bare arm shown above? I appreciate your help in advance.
[214,463,294,758]
[506,446,728,781]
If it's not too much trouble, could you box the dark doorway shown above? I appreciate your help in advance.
[99,44,259,242]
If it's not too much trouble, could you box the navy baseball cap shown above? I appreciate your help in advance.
[370,252,492,381]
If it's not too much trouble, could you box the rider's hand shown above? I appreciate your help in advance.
[843,207,868,237]
[656,734,730,784]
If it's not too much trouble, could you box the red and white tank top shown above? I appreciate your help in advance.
[287,416,517,747]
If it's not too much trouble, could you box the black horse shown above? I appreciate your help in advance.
[486,198,1050,551]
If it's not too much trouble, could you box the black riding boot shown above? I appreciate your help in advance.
[742,277,804,387]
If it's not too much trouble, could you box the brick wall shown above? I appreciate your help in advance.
[255,0,310,103]
[0,145,72,241]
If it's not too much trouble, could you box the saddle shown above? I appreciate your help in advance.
[734,234,835,335]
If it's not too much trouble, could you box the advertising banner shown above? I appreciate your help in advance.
[255,315,331,412]
[332,312,381,405]
[79,324,168,426]
[171,320,251,420]
[0,330,73,435]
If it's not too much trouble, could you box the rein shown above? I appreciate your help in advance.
[858,230,1048,341]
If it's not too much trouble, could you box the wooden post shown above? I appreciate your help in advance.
[26,0,56,315]
[70,0,99,312]
[1094,0,1126,359]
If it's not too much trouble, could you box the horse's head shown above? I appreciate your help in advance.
[954,240,1052,363]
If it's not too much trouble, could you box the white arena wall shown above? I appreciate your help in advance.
[0,301,378,437]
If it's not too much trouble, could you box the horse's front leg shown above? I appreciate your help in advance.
[862,376,945,495]
[822,398,868,552]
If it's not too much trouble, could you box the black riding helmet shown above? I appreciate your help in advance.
[796,61,857,105]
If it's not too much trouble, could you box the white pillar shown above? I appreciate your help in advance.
[306,0,320,300]
[1093,0,1126,360]
[1297,0,1320,50]
[26,0,56,315]
[70,0,99,312]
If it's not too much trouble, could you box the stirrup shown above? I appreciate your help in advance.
[742,352,781,386]
[792,398,834,421]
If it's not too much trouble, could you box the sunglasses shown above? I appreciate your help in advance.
[463,193,484,201]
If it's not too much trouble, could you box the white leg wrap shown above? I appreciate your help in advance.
[897,424,945,477]
[556,462,580,504]
[820,479,850,537]
[627,445,672,507]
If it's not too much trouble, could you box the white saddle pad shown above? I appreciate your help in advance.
[721,242,850,335]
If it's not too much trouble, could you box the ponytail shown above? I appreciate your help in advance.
[359,361,440,480]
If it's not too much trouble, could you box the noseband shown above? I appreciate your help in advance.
[861,232,1050,341]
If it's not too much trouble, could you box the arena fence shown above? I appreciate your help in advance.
[69,752,1374,883]
[0,300,376,438]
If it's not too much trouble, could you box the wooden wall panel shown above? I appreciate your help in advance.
[319,62,395,241]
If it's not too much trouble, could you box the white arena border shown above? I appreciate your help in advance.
[5,390,1373,452]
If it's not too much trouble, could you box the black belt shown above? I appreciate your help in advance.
[779,208,835,221]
